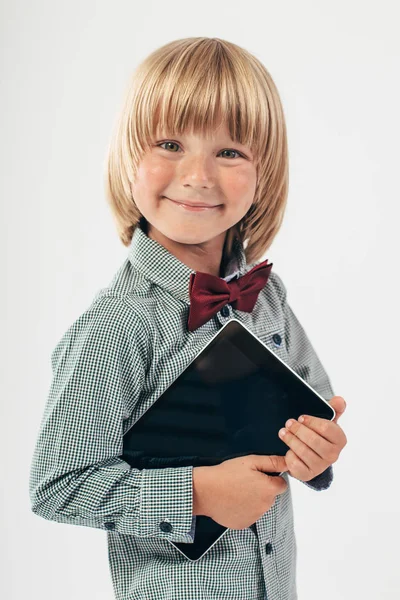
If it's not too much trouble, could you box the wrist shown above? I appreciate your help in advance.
[192,466,214,516]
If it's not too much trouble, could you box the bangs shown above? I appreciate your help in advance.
[128,38,275,169]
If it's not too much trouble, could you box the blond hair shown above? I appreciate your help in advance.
[104,37,289,265]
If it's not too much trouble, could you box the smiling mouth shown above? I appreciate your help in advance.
[163,197,221,211]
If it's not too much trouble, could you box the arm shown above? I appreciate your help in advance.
[29,294,196,542]
[269,272,335,491]
[192,467,212,516]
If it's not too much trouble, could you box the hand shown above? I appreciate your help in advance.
[193,455,288,529]
[278,396,347,482]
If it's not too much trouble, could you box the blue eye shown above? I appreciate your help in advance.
[157,141,244,159]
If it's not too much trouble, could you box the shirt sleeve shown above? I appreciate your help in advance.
[29,294,196,542]
[269,272,335,492]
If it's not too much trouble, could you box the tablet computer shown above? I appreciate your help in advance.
[121,318,335,561]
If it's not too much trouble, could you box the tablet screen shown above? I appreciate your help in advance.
[122,318,334,468]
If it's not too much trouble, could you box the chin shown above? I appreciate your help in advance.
[166,230,213,245]
[146,216,228,246]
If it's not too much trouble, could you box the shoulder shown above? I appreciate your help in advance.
[267,270,287,305]
[256,269,288,317]
[50,292,151,372]
[59,293,147,340]
[93,258,160,322]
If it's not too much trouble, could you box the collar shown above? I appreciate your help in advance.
[127,220,249,305]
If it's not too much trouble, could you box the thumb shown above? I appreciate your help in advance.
[329,396,346,423]
[253,454,288,474]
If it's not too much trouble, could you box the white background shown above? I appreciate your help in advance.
[2,1,400,598]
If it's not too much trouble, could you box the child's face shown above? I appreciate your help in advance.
[130,121,257,255]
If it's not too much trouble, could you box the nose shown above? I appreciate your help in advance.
[179,154,215,188]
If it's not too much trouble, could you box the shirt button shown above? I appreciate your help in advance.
[272,333,282,347]
[265,542,273,555]
[220,305,230,317]
[104,522,115,530]
[159,521,173,533]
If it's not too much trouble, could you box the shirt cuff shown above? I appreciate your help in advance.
[302,465,334,491]
[138,465,195,542]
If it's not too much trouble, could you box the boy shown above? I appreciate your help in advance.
[29,37,347,600]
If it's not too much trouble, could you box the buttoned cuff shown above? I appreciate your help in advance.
[138,466,195,542]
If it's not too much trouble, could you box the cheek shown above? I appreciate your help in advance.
[133,157,173,194]
[222,169,257,204]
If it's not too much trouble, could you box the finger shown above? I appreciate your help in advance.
[285,449,314,481]
[328,396,347,423]
[332,405,346,424]
[296,414,346,445]
[278,427,329,474]
[284,419,333,460]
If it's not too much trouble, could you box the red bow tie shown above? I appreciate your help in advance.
[187,259,273,332]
